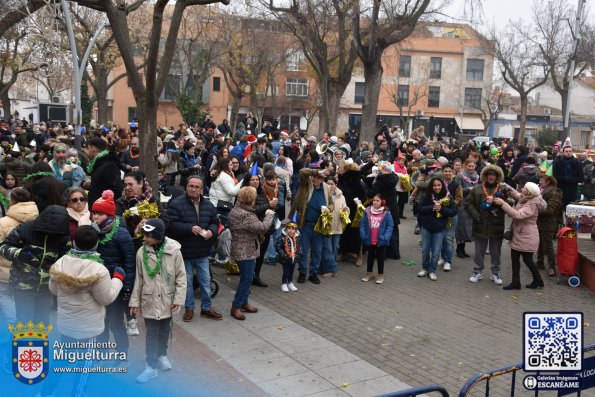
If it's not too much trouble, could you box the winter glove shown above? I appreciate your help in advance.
[18,250,34,262]
[122,288,132,302]
[113,267,126,282]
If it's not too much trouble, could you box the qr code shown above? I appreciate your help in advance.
[524,313,582,371]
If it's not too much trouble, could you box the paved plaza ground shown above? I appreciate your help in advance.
[3,207,594,397]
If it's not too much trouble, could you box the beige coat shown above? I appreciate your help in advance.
[0,201,39,283]
[330,188,350,235]
[129,238,186,320]
[229,204,275,261]
[49,254,122,339]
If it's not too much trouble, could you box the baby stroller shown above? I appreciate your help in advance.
[556,227,580,287]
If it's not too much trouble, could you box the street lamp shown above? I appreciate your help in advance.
[60,0,110,149]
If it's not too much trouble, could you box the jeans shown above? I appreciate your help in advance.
[41,334,97,397]
[290,173,300,202]
[440,216,458,264]
[366,245,385,274]
[320,235,340,274]
[421,227,445,274]
[184,257,211,311]
[265,227,283,262]
[473,237,502,274]
[281,260,296,284]
[97,296,129,354]
[299,222,324,275]
[145,318,172,368]
[13,288,53,324]
[233,259,255,308]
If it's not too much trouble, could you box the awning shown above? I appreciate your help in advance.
[454,115,485,131]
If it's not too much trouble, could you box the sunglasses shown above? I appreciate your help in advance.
[70,197,87,203]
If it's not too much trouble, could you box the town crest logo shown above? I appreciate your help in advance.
[8,321,53,385]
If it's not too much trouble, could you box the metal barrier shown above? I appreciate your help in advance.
[458,343,595,397]
[376,384,450,397]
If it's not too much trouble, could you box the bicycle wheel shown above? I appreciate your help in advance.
[210,280,219,298]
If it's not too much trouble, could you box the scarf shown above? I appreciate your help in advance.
[121,180,153,207]
[460,170,479,185]
[370,206,385,215]
[393,161,407,174]
[183,151,197,167]
[67,206,93,226]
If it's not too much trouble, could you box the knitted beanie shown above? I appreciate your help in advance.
[377,161,393,175]
[92,190,116,216]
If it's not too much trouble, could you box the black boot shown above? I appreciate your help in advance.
[456,243,466,258]
[461,243,470,258]
[252,261,268,287]
[503,281,521,290]
[526,280,544,289]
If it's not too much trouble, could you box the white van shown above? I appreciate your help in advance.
[472,136,491,146]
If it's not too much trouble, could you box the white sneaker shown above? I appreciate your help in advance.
[443,262,451,272]
[428,272,438,281]
[437,259,445,266]
[136,364,158,383]
[127,318,140,336]
[490,273,503,285]
[417,270,427,277]
[158,356,172,371]
[281,283,289,292]
[469,272,483,283]
[288,282,298,292]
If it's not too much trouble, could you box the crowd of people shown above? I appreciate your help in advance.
[0,114,587,392]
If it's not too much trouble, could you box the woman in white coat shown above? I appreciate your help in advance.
[209,157,244,226]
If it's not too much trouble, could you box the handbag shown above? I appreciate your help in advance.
[503,221,513,240]
[217,200,233,211]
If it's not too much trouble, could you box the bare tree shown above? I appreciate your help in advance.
[0,24,40,119]
[485,23,549,143]
[477,80,507,132]
[531,0,595,127]
[266,0,358,136]
[352,0,438,142]
[384,59,433,130]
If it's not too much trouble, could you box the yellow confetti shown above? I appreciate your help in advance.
[276,325,284,331]
[585,322,590,327]
[341,383,349,388]
[511,296,518,300]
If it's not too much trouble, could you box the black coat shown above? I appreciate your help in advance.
[338,169,366,220]
[553,156,584,204]
[96,217,136,291]
[166,194,219,259]
[368,173,400,225]
[88,154,123,206]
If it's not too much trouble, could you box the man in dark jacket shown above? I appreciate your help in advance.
[85,138,123,206]
[167,176,221,322]
[553,143,584,208]
[0,205,70,323]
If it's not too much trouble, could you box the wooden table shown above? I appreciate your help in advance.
[577,238,595,293]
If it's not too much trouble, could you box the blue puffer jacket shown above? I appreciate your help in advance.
[96,217,136,291]
[359,207,394,247]
[167,194,219,259]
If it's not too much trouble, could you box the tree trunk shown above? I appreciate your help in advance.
[229,95,241,133]
[316,74,330,136]
[519,95,528,144]
[326,83,343,136]
[137,97,158,191]
[1,90,10,122]
[360,59,383,143]
[95,70,110,125]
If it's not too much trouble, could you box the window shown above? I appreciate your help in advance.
[464,87,482,109]
[163,75,180,101]
[399,55,411,77]
[213,76,221,92]
[428,86,440,108]
[286,77,308,97]
[354,82,365,104]
[397,85,409,106]
[466,59,484,81]
[430,57,442,79]
[128,107,138,122]
[287,51,305,71]
[581,130,591,148]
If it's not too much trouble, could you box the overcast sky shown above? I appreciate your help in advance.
[445,0,539,32]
